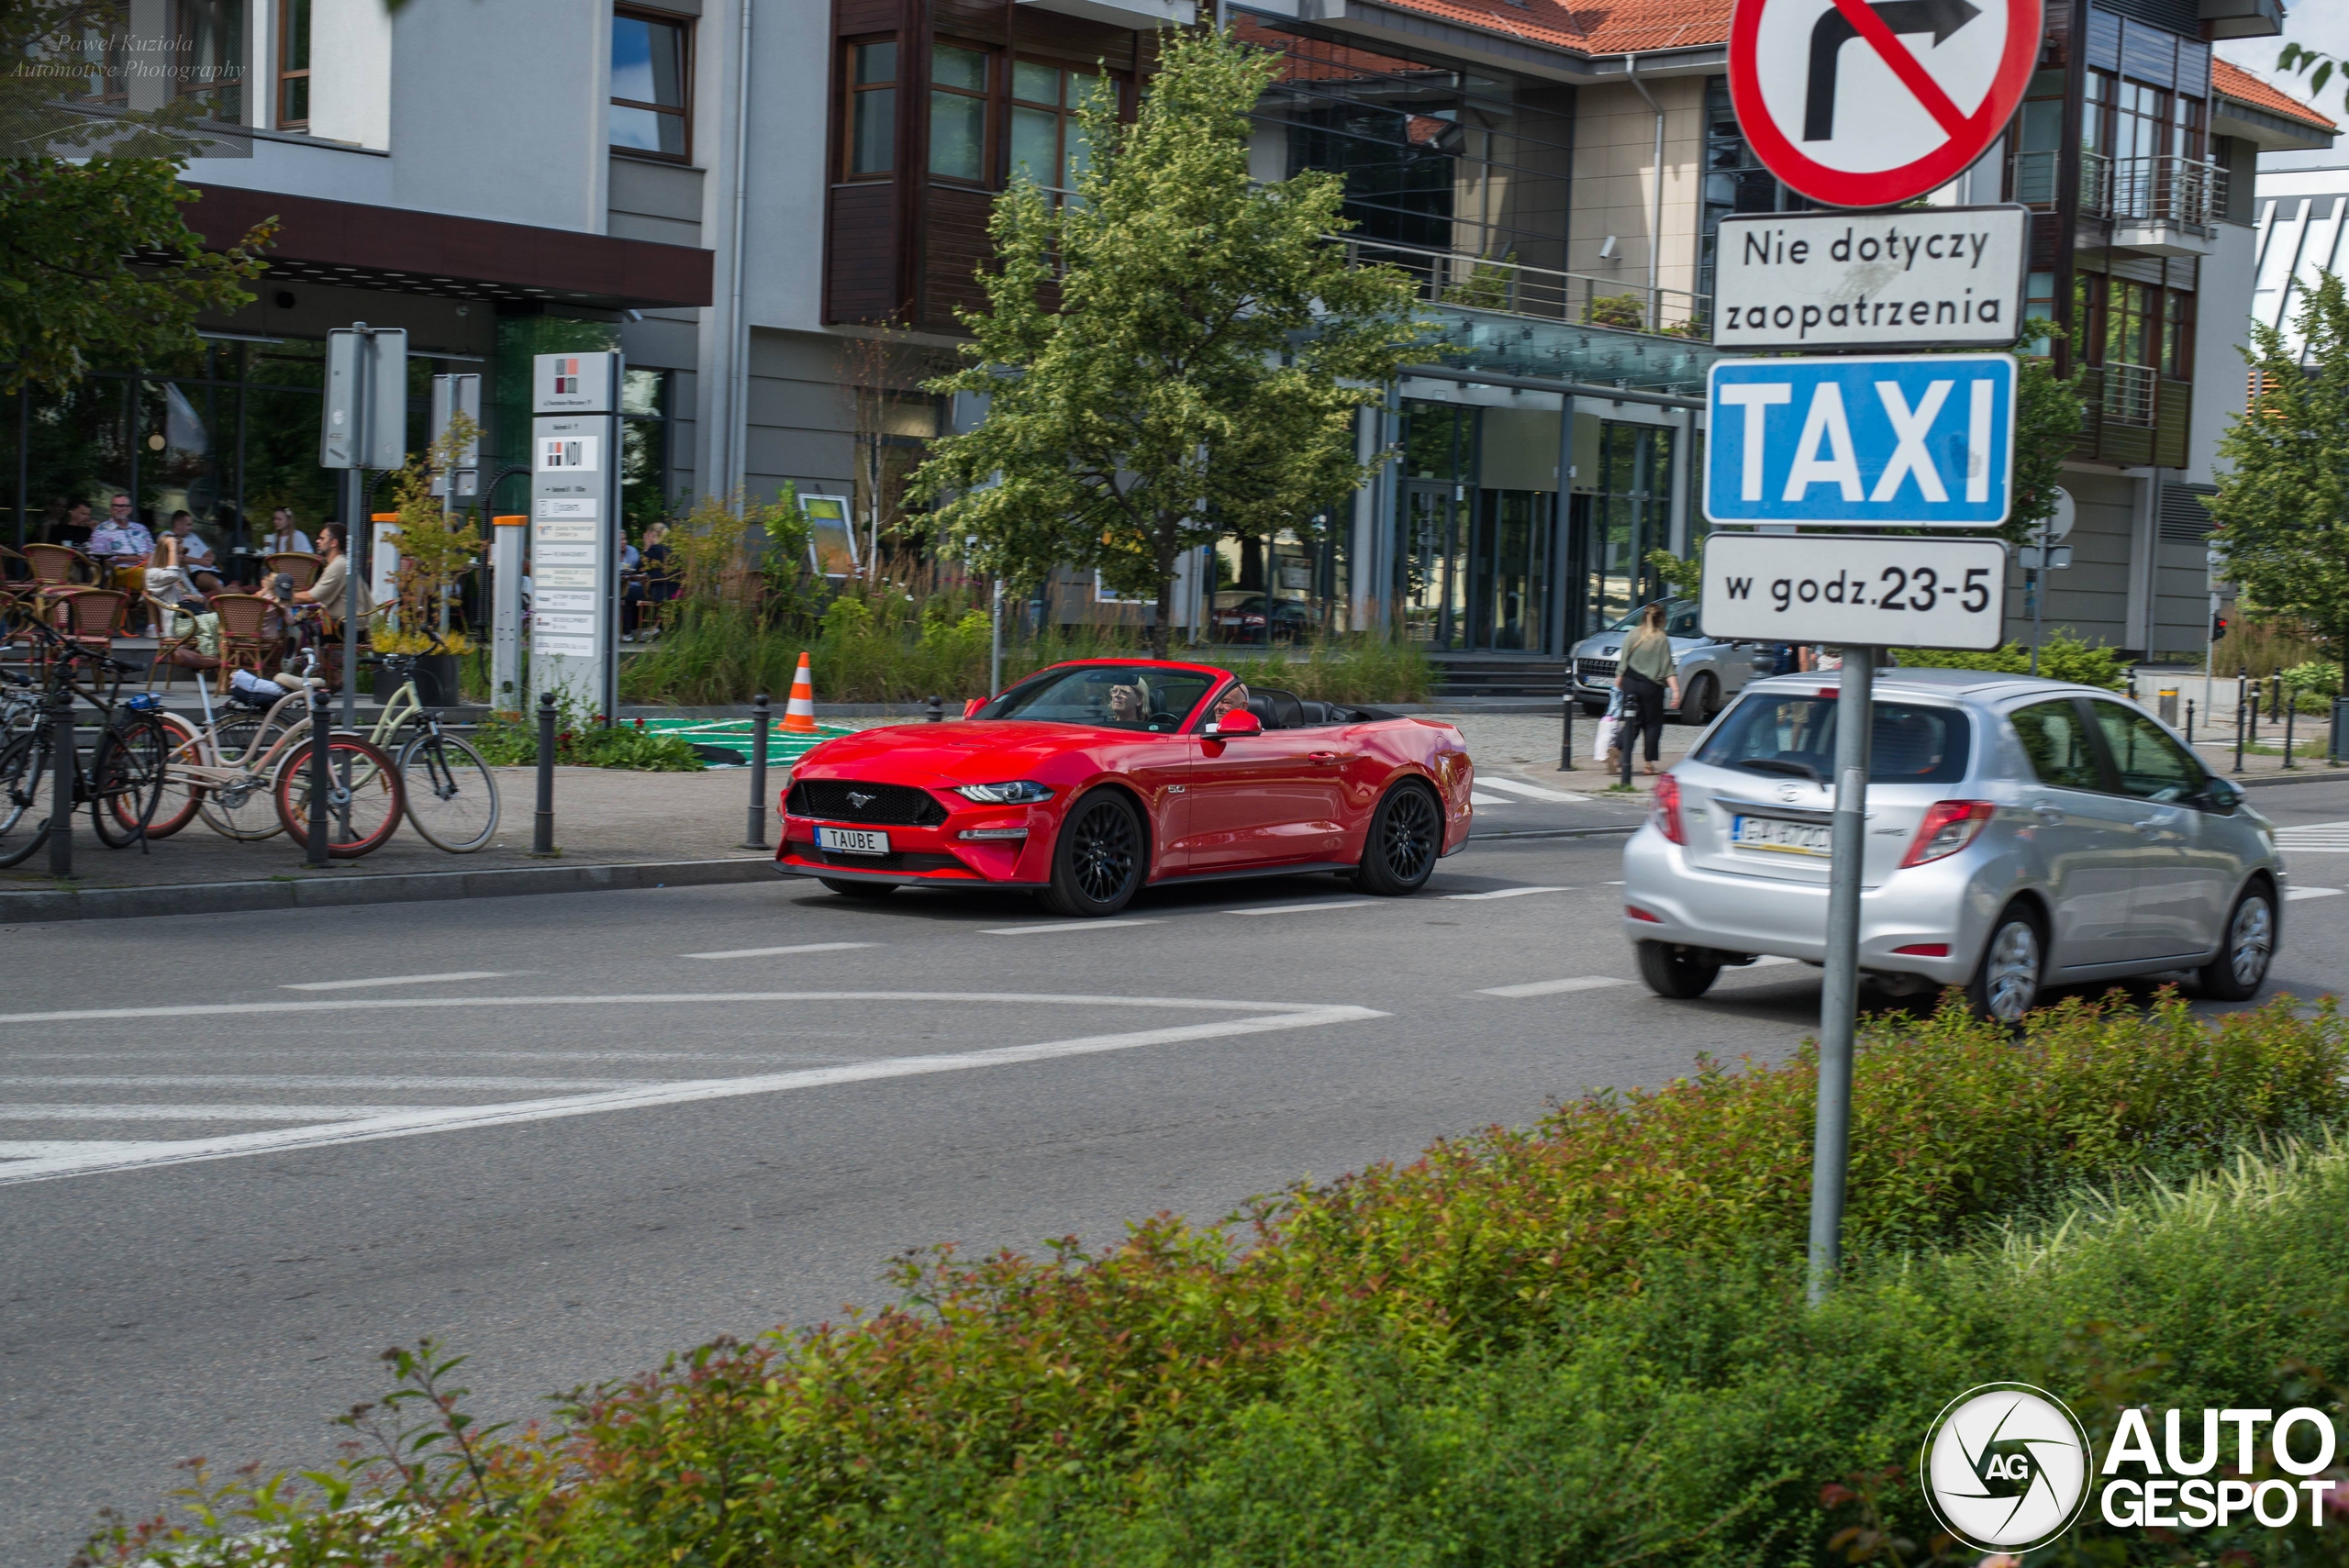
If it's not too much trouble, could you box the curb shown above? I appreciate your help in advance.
[0,856,778,925]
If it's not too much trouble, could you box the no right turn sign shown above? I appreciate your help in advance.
[1728,0,2042,207]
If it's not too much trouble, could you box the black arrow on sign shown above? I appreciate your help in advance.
[1803,0,1982,141]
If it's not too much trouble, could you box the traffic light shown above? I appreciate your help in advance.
[2211,611,2229,641]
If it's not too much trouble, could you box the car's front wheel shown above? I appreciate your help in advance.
[2199,882,2276,1001]
[1042,789,1145,917]
[1635,940,1720,999]
[1357,781,1441,895]
[1966,904,2043,1024]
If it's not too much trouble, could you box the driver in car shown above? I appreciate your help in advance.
[1105,679,1149,726]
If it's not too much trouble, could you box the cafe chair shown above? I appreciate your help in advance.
[265,551,324,593]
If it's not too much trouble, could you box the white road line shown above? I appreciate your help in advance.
[1444,885,1575,901]
[2285,886,2344,902]
[0,1142,162,1162]
[1226,900,1378,917]
[681,941,877,960]
[283,971,512,992]
[0,1075,651,1092]
[0,994,1386,1185]
[1468,792,1511,806]
[1478,777,1590,804]
[0,988,1274,1027]
[981,920,1163,937]
[0,1105,417,1122]
[1475,975,1631,998]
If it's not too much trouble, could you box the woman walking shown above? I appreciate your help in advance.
[1616,602,1680,777]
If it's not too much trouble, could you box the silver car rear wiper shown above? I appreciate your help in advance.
[1735,758,1822,783]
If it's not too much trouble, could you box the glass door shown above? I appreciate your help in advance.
[1471,489,1553,651]
[1400,483,1464,648]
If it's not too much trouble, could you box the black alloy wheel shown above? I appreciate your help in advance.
[1635,940,1721,999]
[1357,782,1440,895]
[1044,789,1144,917]
[1679,673,1717,727]
[819,877,898,900]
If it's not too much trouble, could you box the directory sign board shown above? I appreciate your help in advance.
[1710,206,2028,350]
[1704,353,2018,528]
[529,349,623,717]
[1727,0,2042,208]
[1700,532,2009,649]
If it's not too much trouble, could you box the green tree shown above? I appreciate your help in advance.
[2206,269,2349,692]
[0,0,275,395]
[907,28,1422,659]
[2009,319,2085,546]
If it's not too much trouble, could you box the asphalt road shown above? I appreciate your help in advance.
[6,771,2347,1567]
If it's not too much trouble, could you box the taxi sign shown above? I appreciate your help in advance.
[1704,353,2018,528]
[1728,0,2043,208]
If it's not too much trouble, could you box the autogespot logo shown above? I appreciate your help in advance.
[1920,1384,2094,1553]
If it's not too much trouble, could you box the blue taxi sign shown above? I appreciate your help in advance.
[1704,353,2017,528]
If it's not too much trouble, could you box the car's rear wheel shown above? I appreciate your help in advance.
[1357,781,1440,895]
[1042,789,1144,917]
[1966,904,2043,1025]
[1678,673,1717,727]
[1636,940,1720,999]
[819,877,897,900]
[2199,882,2275,1001]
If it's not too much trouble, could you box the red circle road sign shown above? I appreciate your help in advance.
[1729,0,2042,208]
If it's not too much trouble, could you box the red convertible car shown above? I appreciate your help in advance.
[775,660,1474,916]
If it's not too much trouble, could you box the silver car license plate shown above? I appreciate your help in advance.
[1731,815,1831,857]
[818,826,890,855]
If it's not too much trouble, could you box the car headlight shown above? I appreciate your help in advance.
[953,781,1054,805]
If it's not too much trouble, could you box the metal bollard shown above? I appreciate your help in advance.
[2285,691,2297,769]
[2234,689,2247,775]
[2186,699,2194,748]
[48,686,73,878]
[306,687,330,867]
[1619,691,1636,789]
[2271,674,2284,723]
[1559,694,1575,771]
[742,692,772,850]
[926,694,943,723]
[532,692,557,855]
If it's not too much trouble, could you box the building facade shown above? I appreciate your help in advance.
[3,0,2334,666]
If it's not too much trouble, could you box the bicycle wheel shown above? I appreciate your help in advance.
[398,731,499,852]
[113,712,205,840]
[198,715,289,840]
[0,727,56,869]
[275,733,406,859]
[91,714,171,849]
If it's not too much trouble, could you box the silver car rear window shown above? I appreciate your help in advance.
[1696,695,1972,785]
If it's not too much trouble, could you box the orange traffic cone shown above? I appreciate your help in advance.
[782,651,818,733]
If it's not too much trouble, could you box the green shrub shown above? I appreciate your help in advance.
[91,996,2348,1567]
[470,700,704,772]
[1893,631,2130,690]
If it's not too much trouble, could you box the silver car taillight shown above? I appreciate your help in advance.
[1900,800,1996,868]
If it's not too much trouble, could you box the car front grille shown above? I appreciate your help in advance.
[1575,658,1618,683]
[791,840,965,873]
[785,779,950,827]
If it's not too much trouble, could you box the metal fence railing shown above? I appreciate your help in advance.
[1330,235,1711,339]
[2102,361,2158,428]
[2007,150,2223,232]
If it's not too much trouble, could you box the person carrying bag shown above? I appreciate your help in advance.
[1616,603,1679,777]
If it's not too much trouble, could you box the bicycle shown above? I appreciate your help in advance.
[143,649,406,858]
[0,623,176,868]
[363,635,499,853]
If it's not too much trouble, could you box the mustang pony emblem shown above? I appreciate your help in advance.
[846,791,876,809]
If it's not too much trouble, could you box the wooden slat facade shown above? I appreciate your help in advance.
[825,0,1157,333]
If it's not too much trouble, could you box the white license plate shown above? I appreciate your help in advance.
[1731,815,1831,857]
[818,826,890,855]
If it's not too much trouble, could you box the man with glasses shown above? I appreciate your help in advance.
[86,494,155,631]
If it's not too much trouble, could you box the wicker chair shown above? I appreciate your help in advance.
[265,551,324,593]
[209,593,289,692]
[28,588,128,677]
[143,592,218,691]
[22,543,97,587]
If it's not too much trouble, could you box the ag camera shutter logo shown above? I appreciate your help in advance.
[1919,1383,2092,1552]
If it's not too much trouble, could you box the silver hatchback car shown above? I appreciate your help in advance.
[1620,669,2283,1020]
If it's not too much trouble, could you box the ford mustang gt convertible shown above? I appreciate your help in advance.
[775,660,1474,917]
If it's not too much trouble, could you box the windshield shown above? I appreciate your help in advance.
[1695,695,1972,784]
[1606,600,1700,638]
[975,665,1217,733]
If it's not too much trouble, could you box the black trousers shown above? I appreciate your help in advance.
[1620,671,1668,762]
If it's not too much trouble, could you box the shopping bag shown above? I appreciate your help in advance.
[1590,714,1620,762]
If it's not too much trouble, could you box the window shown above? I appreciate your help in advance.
[930,42,990,183]
[2006,71,2065,206]
[611,9,690,159]
[845,40,896,177]
[619,369,670,530]
[2072,272,2101,363]
[276,0,309,128]
[1696,698,1972,784]
[175,0,242,122]
[2106,278,2154,369]
[975,664,1217,732]
[1700,76,1807,306]
[2009,699,2102,792]
[2022,271,2056,355]
[2088,701,2202,802]
[1010,61,1108,198]
[2161,288,2192,378]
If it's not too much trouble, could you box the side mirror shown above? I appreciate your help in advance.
[1208,709,1263,738]
[2200,776,2242,813]
[963,698,985,719]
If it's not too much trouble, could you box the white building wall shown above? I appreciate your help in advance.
[305,0,393,151]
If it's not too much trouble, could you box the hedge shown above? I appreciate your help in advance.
[90,994,2348,1567]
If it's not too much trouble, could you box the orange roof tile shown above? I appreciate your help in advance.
[2212,59,2337,133]
[1359,0,1732,57]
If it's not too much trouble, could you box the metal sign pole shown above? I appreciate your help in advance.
[1807,643,1874,1305]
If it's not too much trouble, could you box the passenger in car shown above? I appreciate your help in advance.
[1210,681,1251,725]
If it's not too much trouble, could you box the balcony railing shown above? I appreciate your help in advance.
[2101,361,2157,427]
[1329,236,1709,339]
[2009,150,2224,233]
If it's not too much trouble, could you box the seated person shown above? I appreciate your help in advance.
[143,526,210,615]
[284,522,371,623]
[1104,679,1149,727]
[165,511,224,594]
[1208,681,1251,726]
